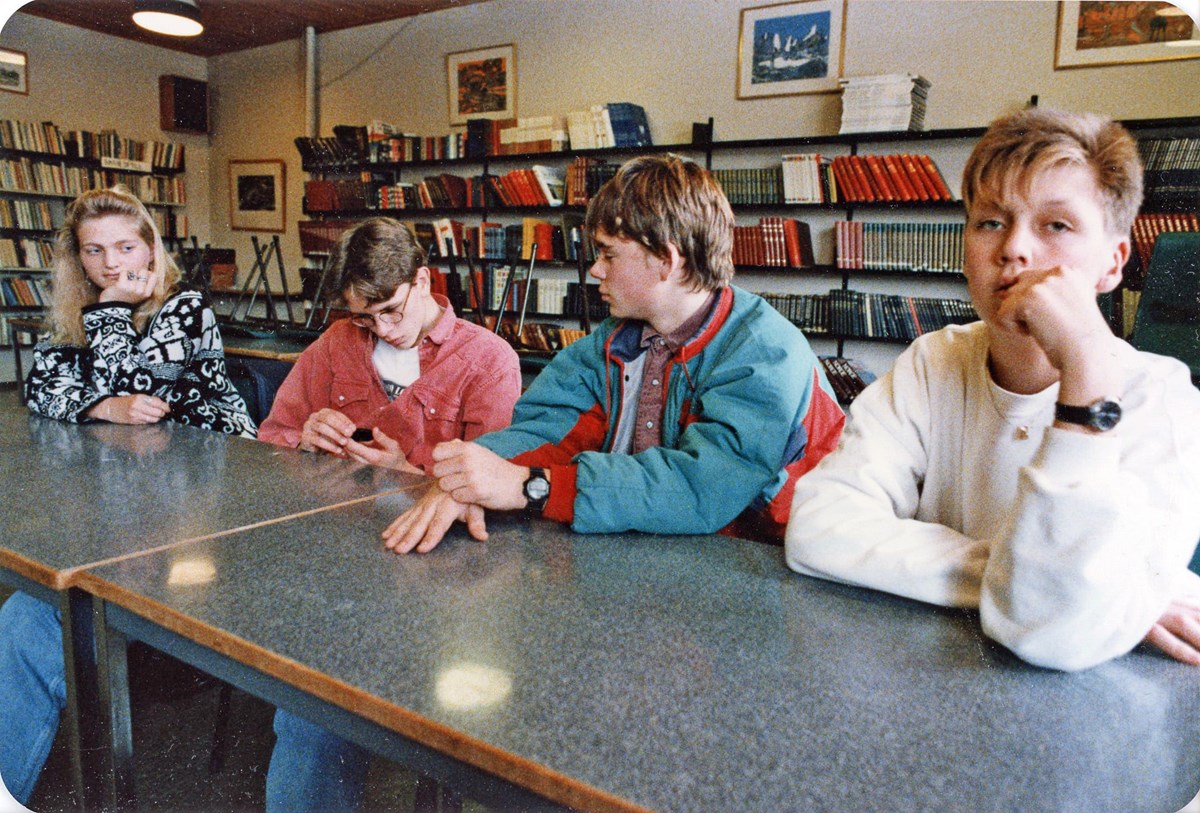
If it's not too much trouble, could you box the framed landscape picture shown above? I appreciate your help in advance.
[1055,1,1200,69]
[737,0,847,98]
[0,48,28,95]
[447,43,516,125]
[229,159,286,232]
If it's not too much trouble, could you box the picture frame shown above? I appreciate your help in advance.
[1055,1,1200,69]
[0,47,29,95]
[737,0,847,99]
[447,43,516,125]
[229,159,286,233]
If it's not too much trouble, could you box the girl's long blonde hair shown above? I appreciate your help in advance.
[48,185,182,345]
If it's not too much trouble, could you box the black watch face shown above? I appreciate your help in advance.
[1092,400,1122,431]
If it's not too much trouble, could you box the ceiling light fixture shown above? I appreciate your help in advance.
[132,0,204,37]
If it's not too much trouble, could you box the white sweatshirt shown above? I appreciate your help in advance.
[786,322,1200,671]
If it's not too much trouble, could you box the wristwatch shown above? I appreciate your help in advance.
[522,467,550,512]
[1054,397,1122,432]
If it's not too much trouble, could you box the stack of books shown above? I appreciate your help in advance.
[838,74,930,134]
[566,103,652,150]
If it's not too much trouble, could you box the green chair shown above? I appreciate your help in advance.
[1129,231,1200,384]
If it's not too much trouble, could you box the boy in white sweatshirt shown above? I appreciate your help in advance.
[785,106,1200,671]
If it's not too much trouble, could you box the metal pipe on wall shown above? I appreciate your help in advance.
[304,25,318,137]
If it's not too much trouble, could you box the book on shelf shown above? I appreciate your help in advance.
[835,220,964,274]
[530,165,566,207]
[565,103,652,150]
[781,153,833,204]
[733,217,814,268]
[819,356,873,404]
[497,117,567,155]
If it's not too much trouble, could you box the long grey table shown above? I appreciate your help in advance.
[77,497,1200,812]
[0,389,425,809]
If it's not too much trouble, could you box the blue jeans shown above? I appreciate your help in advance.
[0,591,66,805]
[266,708,370,812]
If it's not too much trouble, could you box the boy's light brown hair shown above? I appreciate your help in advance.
[962,106,1144,238]
[585,154,735,292]
[327,217,427,305]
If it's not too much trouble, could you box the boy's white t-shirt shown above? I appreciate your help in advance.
[373,340,421,400]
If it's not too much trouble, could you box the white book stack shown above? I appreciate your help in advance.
[838,74,930,134]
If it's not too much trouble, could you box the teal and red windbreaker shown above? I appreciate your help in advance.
[477,285,845,541]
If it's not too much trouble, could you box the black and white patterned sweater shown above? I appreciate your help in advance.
[25,290,257,437]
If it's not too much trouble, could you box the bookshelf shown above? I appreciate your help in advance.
[296,115,1200,382]
[0,119,188,381]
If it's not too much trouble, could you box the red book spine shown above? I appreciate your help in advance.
[883,154,917,201]
[850,156,880,201]
[900,154,934,201]
[864,155,898,201]
[918,154,954,201]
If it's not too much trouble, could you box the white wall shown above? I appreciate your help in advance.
[0,12,211,237]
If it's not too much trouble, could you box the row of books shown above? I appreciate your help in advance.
[0,238,53,268]
[565,157,619,206]
[835,220,965,273]
[831,153,952,202]
[709,153,950,206]
[0,198,55,230]
[757,289,976,341]
[819,356,871,404]
[0,158,187,204]
[733,217,814,268]
[496,322,588,353]
[839,74,930,134]
[0,118,185,170]
[0,275,50,307]
[1139,137,1200,171]
[827,289,976,341]
[565,103,652,150]
[712,167,785,206]
[307,165,569,214]
[1130,212,1200,273]
[782,153,835,204]
[463,270,608,320]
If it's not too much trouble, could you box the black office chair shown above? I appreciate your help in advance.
[1128,231,1200,385]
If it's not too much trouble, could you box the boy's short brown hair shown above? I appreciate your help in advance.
[327,217,427,305]
[962,107,1144,237]
[585,154,735,291]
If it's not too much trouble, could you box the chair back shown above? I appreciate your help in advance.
[1129,231,1200,383]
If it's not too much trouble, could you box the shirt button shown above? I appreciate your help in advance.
[652,379,660,386]
[337,395,345,402]
[430,407,436,414]
[646,421,654,429]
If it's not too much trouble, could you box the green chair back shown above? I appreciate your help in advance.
[1130,231,1200,383]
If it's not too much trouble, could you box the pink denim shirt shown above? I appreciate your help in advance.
[259,296,521,471]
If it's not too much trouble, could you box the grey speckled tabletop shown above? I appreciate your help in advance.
[81,497,1200,813]
[0,390,423,587]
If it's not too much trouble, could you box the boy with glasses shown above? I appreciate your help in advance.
[258,217,521,473]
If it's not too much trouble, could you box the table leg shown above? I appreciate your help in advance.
[60,588,136,811]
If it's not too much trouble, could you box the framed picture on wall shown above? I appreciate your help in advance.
[229,159,286,232]
[1055,1,1200,69]
[0,48,28,95]
[737,0,847,98]
[447,43,516,125]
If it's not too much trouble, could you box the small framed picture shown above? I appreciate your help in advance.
[447,43,516,125]
[229,159,286,232]
[1055,1,1200,69]
[0,48,29,95]
[737,0,847,99]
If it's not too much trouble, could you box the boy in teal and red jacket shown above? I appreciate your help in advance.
[384,153,844,552]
